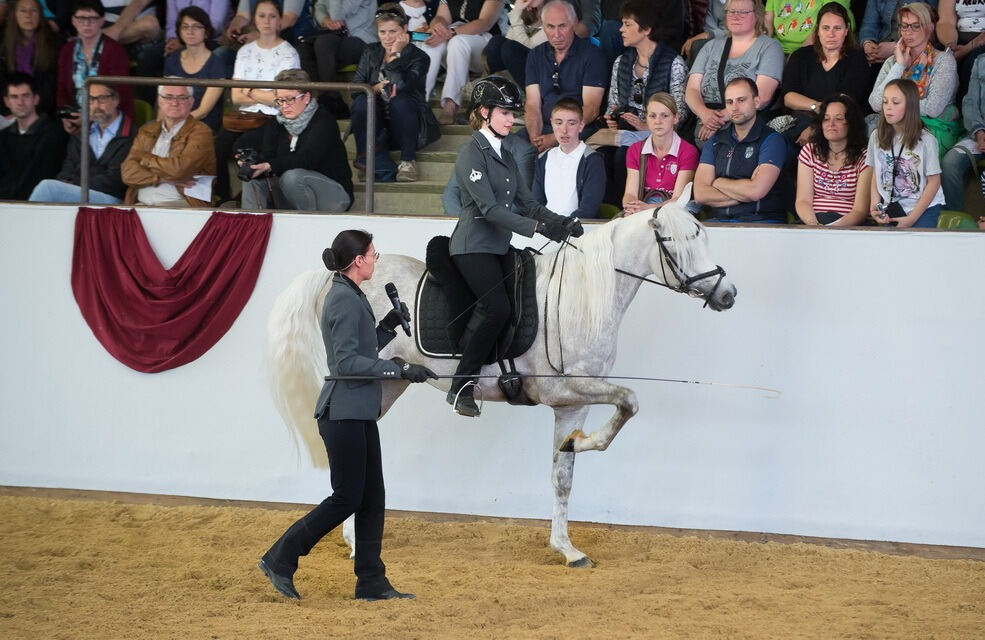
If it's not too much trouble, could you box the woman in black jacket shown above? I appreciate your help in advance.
[350,4,440,183]
[235,68,354,211]
[259,229,435,601]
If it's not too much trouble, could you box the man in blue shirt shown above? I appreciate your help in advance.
[693,77,788,223]
[523,0,607,153]
[30,83,135,204]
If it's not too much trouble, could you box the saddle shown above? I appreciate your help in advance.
[415,236,540,404]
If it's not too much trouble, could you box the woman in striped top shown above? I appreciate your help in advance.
[795,94,871,226]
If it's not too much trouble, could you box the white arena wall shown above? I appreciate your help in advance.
[1,202,983,549]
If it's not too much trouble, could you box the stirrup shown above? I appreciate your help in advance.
[448,381,482,417]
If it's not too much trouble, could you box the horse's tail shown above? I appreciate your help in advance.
[267,268,331,468]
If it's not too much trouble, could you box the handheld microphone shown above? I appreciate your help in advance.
[384,282,411,336]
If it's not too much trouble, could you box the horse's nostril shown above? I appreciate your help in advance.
[721,292,734,308]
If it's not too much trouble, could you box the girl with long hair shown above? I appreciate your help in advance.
[866,79,945,228]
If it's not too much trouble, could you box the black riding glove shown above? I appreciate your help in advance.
[537,219,570,243]
[391,358,437,383]
[379,302,410,332]
[563,215,584,238]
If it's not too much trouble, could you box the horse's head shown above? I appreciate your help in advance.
[646,184,737,311]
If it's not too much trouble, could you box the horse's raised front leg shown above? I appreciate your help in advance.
[554,378,638,454]
[551,405,594,568]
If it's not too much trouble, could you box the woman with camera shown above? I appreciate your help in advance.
[621,92,698,214]
[349,4,439,183]
[259,229,435,602]
[235,68,353,211]
[867,79,945,228]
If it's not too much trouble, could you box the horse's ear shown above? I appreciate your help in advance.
[678,182,693,206]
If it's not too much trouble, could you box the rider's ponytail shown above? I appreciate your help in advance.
[323,229,373,272]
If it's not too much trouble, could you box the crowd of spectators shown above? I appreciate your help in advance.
[0,0,983,227]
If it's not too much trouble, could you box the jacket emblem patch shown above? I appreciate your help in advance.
[469,169,482,182]
[744,147,754,159]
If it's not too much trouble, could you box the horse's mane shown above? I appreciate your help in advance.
[653,199,705,277]
[540,218,618,345]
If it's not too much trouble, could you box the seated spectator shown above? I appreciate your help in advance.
[622,92,698,214]
[781,2,870,146]
[100,0,160,45]
[163,0,229,55]
[56,0,134,128]
[693,77,788,223]
[598,0,684,68]
[0,71,65,199]
[682,0,728,61]
[235,69,353,211]
[224,0,315,45]
[484,0,546,89]
[867,79,944,227]
[214,0,300,202]
[868,3,958,129]
[685,0,783,147]
[1,0,62,117]
[860,0,939,70]
[298,0,376,117]
[350,4,439,183]
[597,0,688,148]
[419,0,504,124]
[30,82,134,203]
[441,129,537,215]
[163,7,230,131]
[524,0,607,151]
[121,82,217,206]
[765,0,853,55]
[941,55,985,212]
[532,98,604,218]
[936,0,985,96]
[795,94,871,225]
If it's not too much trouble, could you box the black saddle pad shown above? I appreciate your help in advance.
[415,236,538,362]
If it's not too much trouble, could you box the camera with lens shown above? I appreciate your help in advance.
[235,148,265,182]
[57,104,81,120]
[608,104,642,131]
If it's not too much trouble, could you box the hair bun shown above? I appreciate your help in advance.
[322,247,337,270]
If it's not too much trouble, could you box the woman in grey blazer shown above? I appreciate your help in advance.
[446,76,584,417]
[259,229,435,602]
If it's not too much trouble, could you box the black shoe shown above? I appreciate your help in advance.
[357,588,416,602]
[258,559,301,600]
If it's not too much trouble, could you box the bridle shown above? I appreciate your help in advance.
[614,210,727,309]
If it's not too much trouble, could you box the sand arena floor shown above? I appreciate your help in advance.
[1,490,984,639]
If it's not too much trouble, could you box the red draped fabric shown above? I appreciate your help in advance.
[71,207,273,373]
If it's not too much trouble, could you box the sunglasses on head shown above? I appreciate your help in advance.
[632,78,645,105]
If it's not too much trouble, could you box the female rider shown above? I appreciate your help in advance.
[447,75,583,418]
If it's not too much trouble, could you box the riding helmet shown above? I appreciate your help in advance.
[470,76,523,113]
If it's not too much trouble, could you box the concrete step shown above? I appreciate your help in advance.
[343,131,470,154]
[351,159,453,183]
[352,182,447,216]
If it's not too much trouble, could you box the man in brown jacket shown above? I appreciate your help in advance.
[121,83,216,207]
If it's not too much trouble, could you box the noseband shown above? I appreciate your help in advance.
[614,212,727,308]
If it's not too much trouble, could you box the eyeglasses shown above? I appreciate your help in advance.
[898,22,923,32]
[73,14,102,23]
[159,93,192,102]
[274,93,307,107]
[362,251,380,261]
[631,78,644,105]
[725,9,754,16]
[179,23,206,31]
[88,94,116,104]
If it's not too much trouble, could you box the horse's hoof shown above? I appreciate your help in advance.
[566,556,594,569]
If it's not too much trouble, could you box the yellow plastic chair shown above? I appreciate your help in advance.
[133,99,153,127]
[936,210,978,230]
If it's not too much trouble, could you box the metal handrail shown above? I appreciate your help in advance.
[81,76,376,212]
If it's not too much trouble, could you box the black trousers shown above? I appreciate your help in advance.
[262,417,390,597]
[450,252,514,392]
[351,93,421,162]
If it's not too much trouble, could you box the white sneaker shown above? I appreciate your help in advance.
[396,160,417,182]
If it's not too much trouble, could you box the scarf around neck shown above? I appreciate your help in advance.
[904,43,936,98]
[277,97,318,137]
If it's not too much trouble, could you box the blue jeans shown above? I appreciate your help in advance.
[941,145,984,213]
[29,179,121,205]
[350,93,420,162]
[912,204,941,228]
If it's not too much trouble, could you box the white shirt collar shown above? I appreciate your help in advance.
[642,132,682,157]
[550,141,587,162]
[478,127,502,156]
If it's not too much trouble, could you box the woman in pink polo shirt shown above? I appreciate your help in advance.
[622,92,699,214]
